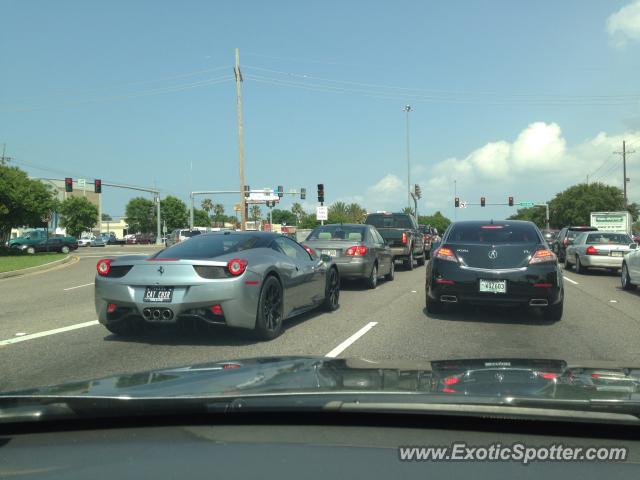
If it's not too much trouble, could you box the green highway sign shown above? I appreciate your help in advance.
[519,201,535,207]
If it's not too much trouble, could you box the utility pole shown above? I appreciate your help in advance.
[0,144,12,165]
[234,48,246,231]
[454,179,457,220]
[404,105,412,210]
[615,140,635,208]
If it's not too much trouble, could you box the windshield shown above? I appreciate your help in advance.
[586,233,633,244]
[307,225,367,241]
[4,1,640,440]
[366,215,413,229]
[446,223,541,244]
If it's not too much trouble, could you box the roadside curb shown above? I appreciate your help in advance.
[0,254,78,279]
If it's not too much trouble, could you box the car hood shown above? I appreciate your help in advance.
[4,357,640,401]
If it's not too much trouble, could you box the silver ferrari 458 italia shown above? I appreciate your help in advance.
[94,231,340,340]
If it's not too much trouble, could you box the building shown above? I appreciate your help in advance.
[36,178,102,233]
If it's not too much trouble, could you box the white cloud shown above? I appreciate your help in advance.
[606,0,640,47]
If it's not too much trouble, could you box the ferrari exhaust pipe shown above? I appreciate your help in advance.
[162,309,173,320]
[529,299,549,307]
[440,295,458,303]
[152,309,161,320]
[143,308,152,320]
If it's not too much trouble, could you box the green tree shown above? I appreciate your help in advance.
[0,165,57,242]
[201,198,213,215]
[271,209,297,225]
[101,213,113,221]
[59,197,99,237]
[193,208,211,227]
[160,195,188,231]
[345,203,367,223]
[212,203,225,227]
[328,201,349,223]
[418,211,451,233]
[125,197,155,234]
[547,182,625,228]
[250,205,262,223]
[402,206,415,216]
[507,207,546,228]
[291,202,305,224]
[300,215,320,229]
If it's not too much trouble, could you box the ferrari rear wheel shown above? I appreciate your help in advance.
[323,267,340,311]
[255,276,284,340]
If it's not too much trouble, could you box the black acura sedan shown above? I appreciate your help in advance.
[426,220,563,320]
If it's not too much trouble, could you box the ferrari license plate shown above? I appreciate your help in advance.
[143,286,174,303]
[479,279,507,294]
[321,249,338,257]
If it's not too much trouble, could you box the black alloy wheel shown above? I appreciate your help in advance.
[323,268,340,311]
[255,276,284,340]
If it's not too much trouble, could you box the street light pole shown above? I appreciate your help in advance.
[404,105,412,211]
[234,48,246,231]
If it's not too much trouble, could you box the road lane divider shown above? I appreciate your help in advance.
[325,322,377,358]
[63,282,94,291]
[563,276,579,285]
[0,320,99,346]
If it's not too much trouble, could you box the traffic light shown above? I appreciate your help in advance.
[508,196,514,207]
[300,188,306,200]
[65,177,73,192]
[414,184,422,199]
[244,185,250,198]
[481,197,486,207]
[454,197,460,208]
[94,179,102,194]
[277,185,284,198]
[317,183,324,203]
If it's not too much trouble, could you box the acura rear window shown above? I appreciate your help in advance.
[446,224,541,244]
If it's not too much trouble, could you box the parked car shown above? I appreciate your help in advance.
[126,233,156,245]
[95,232,340,340]
[553,226,598,262]
[165,229,202,247]
[90,236,106,247]
[364,212,426,270]
[12,235,78,254]
[565,231,636,274]
[302,223,394,288]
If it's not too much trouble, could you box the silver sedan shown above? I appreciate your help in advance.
[94,232,340,340]
[302,224,394,289]
[564,231,637,274]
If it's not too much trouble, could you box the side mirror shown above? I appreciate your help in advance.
[630,243,637,250]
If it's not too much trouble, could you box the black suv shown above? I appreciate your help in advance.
[553,226,598,262]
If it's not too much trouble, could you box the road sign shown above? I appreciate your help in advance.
[459,202,467,209]
[316,205,328,221]
[519,201,535,208]
[77,178,86,189]
[246,189,279,205]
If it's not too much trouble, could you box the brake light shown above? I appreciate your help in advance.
[435,247,458,262]
[529,249,556,264]
[97,259,111,276]
[210,304,224,315]
[107,303,117,313]
[302,245,314,255]
[345,246,368,256]
[227,258,247,276]
[585,246,598,255]
[401,232,407,244]
[443,375,461,385]
[481,225,503,229]
[536,372,559,380]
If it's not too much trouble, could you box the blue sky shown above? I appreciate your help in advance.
[2,0,640,223]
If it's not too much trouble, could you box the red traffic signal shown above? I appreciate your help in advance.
[317,183,325,203]
[480,197,486,207]
[65,177,73,192]
[508,196,514,207]
[454,197,460,208]
[94,179,102,194]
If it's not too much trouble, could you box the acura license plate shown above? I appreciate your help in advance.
[479,279,507,294]
[143,286,174,303]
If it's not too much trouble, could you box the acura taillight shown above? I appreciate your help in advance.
[345,246,368,256]
[529,249,556,264]
[536,372,559,380]
[227,258,247,276]
[435,247,458,262]
[97,259,111,276]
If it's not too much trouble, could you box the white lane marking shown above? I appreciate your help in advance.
[325,322,378,358]
[63,282,94,291]
[15,332,26,336]
[0,320,99,346]
[609,300,618,303]
[563,276,579,285]
[411,290,417,293]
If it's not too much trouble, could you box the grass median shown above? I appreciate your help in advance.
[0,253,67,273]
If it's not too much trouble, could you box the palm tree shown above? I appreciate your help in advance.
[346,203,367,223]
[201,198,213,215]
[402,206,415,216]
[212,203,225,227]
[291,202,305,225]
[250,205,262,226]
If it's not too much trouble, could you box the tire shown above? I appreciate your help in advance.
[563,254,571,270]
[322,267,340,312]
[60,245,70,254]
[385,260,395,281]
[622,262,636,291]
[575,256,586,274]
[405,250,414,271]
[417,251,426,266]
[426,290,444,314]
[366,263,378,289]
[254,276,284,340]
[544,300,563,321]
[26,246,35,255]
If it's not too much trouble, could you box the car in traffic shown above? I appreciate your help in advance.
[564,231,636,274]
[95,231,340,340]
[165,228,202,247]
[302,223,394,288]
[364,212,426,270]
[541,229,559,246]
[552,226,598,262]
[418,224,440,259]
[425,220,563,320]
[11,235,78,254]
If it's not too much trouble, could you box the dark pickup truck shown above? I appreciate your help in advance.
[365,212,426,269]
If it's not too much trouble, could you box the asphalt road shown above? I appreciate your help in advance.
[2,246,640,392]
